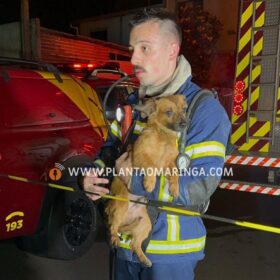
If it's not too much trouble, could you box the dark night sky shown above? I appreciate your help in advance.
[0,0,163,33]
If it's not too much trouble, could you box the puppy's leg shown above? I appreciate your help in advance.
[134,152,157,193]
[119,217,143,233]
[168,174,179,198]
[143,174,157,193]
[106,178,129,247]
[130,210,152,267]
[164,158,179,197]
[106,200,128,247]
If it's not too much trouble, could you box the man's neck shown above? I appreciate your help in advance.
[139,55,192,98]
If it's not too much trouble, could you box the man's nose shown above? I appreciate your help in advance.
[130,50,140,66]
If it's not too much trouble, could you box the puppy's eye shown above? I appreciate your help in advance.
[165,111,173,117]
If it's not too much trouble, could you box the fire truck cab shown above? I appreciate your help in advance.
[0,57,107,260]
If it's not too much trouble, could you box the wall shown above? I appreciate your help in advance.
[204,0,239,55]
[0,20,130,65]
[78,13,135,45]
[40,27,130,64]
[75,1,239,53]
[0,22,22,58]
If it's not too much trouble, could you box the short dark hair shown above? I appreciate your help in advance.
[130,8,182,46]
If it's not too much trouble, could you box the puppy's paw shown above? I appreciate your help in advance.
[169,184,179,198]
[143,258,152,268]
[168,176,179,198]
[143,176,156,193]
[111,235,120,247]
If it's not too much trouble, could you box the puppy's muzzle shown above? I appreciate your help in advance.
[179,120,187,128]
[174,116,188,131]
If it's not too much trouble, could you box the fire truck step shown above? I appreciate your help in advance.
[248,136,272,140]
[252,55,278,63]
[249,110,274,113]
[251,82,277,87]
[253,24,280,31]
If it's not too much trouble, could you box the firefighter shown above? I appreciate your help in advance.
[83,8,231,280]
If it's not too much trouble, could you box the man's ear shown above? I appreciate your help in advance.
[169,42,180,60]
[134,99,156,118]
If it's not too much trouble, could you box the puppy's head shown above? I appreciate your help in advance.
[135,95,188,132]
[153,95,188,131]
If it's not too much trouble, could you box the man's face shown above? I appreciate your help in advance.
[129,20,175,87]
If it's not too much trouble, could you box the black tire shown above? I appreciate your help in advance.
[17,155,98,260]
[47,189,98,260]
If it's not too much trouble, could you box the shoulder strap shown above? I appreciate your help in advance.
[186,88,218,128]
[179,88,234,156]
[178,89,217,154]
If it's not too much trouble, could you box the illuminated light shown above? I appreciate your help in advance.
[87,63,95,69]
[116,107,124,123]
[233,104,244,115]
[55,91,63,96]
[73,64,82,69]
[83,144,93,152]
[83,144,92,148]
[234,93,244,104]
[235,80,245,92]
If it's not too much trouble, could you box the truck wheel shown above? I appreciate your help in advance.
[46,189,98,260]
[17,155,98,260]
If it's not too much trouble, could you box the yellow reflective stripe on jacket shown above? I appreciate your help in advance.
[167,214,180,241]
[110,120,122,140]
[133,121,146,135]
[93,159,105,168]
[119,236,206,254]
[111,120,146,139]
[146,236,205,254]
[158,176,173,202]
[159,178,180,241]
[185,141,226,160]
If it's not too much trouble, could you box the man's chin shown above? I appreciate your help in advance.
[139,79,151,87]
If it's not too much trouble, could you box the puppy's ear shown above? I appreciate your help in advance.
[134,99,156,118]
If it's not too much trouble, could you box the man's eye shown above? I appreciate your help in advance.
[141,46,148,52]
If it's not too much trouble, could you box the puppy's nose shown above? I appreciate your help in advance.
[179,121,188,128]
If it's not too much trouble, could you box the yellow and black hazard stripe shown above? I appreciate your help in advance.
[231,0,273,152]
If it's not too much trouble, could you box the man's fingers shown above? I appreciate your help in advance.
[84,175,108,185]
[89,195,102,200]
[83,172,110,201]
[94,178,109,185]
[85,185,110,201]
[88,185,109,195]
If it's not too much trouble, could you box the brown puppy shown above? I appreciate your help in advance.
[105,95,187,267]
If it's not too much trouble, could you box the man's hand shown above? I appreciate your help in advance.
[115,151,132,185]
[83,169,109,201]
